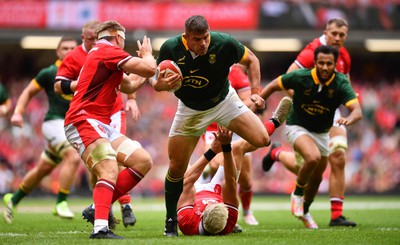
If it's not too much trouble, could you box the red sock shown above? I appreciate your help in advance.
[330,196,344,220]
[93,179,115,220]
[264,120,276,136]
[118,194,131,205]
[112,167,143,203]
[270,147,282,161]
[239,186,253,211]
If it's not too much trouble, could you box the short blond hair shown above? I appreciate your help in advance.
[202,203,228,234]
[82,20,100,34]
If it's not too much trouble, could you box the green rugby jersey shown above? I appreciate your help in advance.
[278,68,358,133]
[33,60,70,121]
[157,32,246,110]
[0,83,8,104]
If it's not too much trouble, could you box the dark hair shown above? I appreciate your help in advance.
[185,15,209,34]
[57,36,77,49]
[314,45,339,63]
[326,18,349,30]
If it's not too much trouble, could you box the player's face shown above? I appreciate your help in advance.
[315,52,336,82]
[324,24,348,48]
[57,40,77,61]
[82,28,98,52]
[184,30,210,56]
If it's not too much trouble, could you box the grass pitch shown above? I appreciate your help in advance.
[1,195,399,245]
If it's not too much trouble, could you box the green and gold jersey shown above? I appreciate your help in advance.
[33,60,70,121]
[157,32,246,110]
[0,83,8,104]
[279,68,358,133]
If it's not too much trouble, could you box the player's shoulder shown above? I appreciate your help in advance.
[38,63,57,75]
[334,71,349,82]
[163,34,183,47]
[211,32,237,43]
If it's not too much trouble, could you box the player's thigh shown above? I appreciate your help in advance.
[228,111,269,147]
[293,134,321,162]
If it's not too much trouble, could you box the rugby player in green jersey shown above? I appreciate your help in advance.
[0,83,11,117]
[260,45,362,229]
[150,15,291,236]
[4,37,80,223]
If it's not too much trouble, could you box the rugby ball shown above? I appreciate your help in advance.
[156,60,183,92]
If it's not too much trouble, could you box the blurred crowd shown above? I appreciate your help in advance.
[0,75,399,196]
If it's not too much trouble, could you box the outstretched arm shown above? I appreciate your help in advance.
[259,77,283,101]
[11,81,41,127]
[218,128,239,207]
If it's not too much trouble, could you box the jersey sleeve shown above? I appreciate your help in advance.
[223,33,246,64]
[56,53,81,81]
[177,205,199,235]
[295,46,315,69]
[338,75,357,106]
[34,67,50,89]
[219,204,238,235]
[228,66,250,91]
[102,45,132,70]
[0,83,8,104]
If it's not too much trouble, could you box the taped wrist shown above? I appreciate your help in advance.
[204,149,216,161]
[61,80,73,94]
[221,144,232,152]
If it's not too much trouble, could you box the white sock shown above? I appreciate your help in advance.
[93,219,108,233]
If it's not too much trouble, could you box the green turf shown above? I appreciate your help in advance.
[1,195,399,244]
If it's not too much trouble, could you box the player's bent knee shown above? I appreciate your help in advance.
[86,142,116,171]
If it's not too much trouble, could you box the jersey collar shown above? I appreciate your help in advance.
[55,59,62,67]
[311,68,335,86]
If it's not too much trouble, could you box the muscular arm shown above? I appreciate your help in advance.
[239,48,264,110]
[259,77,283,101]
[11,81,41,127]
[221,145,239,207]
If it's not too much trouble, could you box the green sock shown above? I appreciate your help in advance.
[304,201,312,214]
[56,189,69,204]
[294,179,305,196]
[11,188,28,206]
[164,172,183,219]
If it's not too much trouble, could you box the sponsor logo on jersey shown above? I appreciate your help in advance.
[301,104,330,115]
[183,76,209,88]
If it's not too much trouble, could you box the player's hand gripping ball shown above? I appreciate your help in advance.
[156,60,183,92]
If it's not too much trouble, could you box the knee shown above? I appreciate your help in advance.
[63,149,82,166]
[329,150,346,169]
[168,160,187,178]
[304,154,321,168]
[251,134,270,148]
